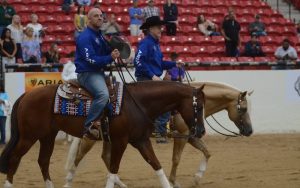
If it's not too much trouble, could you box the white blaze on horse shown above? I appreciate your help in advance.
[63,81,253,188]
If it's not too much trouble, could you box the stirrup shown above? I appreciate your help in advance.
[83,121,101,140]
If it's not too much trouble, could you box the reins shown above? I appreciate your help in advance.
[183,65,241,138]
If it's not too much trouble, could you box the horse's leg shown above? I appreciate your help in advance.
[64,137,96,188]
[105,138,128,188]
[101,141,127,188]
[38,131,58,188]
[131,139,172,188]
[101,141,111,170]
[169,138,188,188]
[169,114,189,188]
[188,137,211,185]
[5,138,37,188]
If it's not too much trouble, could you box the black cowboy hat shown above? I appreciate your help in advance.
[140,16,167,30]
[108,36,131,59]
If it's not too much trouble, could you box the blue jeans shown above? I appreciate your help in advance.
[0,116,6,144]
[136,76,171,135]
[77,72,109,128]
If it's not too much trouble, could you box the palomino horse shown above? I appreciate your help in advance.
[63,81,253,188]
[0,81,205,188]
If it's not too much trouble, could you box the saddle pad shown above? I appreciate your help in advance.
[54,82,123,116]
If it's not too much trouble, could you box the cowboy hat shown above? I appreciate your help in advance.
[108,36,131,59]
[140,16,167,30]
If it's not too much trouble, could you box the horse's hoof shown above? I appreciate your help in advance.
[4,180,13,188]
[172,182,181,188]
[63,182,71,188]
[194,172,204,185]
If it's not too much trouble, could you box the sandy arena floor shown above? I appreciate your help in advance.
[0,134,299,188]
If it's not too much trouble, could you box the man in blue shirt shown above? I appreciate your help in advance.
[75,8,120,140]
[134,16,182,143]
[129,0,143,36]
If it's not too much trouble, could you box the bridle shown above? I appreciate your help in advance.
[171,88,205,139]
[205,93,247,138]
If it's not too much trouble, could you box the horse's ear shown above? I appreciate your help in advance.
[198,84,205,91]
[241,91,247,99]
[248,90,254,96]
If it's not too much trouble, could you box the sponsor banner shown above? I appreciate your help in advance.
[25,72,63,91]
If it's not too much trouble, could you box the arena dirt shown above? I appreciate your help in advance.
[0,134,299,188]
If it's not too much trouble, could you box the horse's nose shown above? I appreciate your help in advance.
[248,129,253,135]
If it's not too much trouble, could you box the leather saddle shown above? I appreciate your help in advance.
[57,76,119,104]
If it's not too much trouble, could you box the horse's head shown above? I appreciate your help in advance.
[178,85,206,138]
[227,91,253,136]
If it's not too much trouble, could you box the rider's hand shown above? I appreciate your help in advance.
[176,61,185,68]
[111,49,120,60]
[152,75,161,81]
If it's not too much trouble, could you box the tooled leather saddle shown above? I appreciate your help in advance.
[54,75,123,142]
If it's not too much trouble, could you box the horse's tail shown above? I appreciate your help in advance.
[0,94,25,174]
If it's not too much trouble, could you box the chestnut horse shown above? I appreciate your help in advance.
[63,81,253,188]
[0,81,205,188]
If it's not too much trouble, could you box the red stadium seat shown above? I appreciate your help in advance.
[220,57,237,62]
[161,46,173,55]
[60,35,75,45]
[202,57,220,62]
[254,57,274,62]
[43,35,57,44]
[238,57,254,62]
[185,57,202,63]
[173,46,191,56]
[262,46,277,57]
[211,36,225,45]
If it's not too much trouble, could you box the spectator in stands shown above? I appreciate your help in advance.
[248,14,267,37]
[43,42,60,72]
[221,10,241,57]
[129,0,143,36]
[74,5,88,40]
[143,0,160,19]
[297,21,300,36]
[244,33,264,57]
[26,14,46,44]
[93,1,101,8]
[0,28,16,69]
[77,0,91,6]
[0,84,10,145]
[163,0,178,36]
[21,27,41,63]
[275,39,298,61]
[7,15,23,63]
[0,0,15,36]
[62,0,74,15]
[101,13,121,36]
[197,15,220,36]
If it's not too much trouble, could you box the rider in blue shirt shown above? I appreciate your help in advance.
[134,16,182,143]
[75,8,120,140]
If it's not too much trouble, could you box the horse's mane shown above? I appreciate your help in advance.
[191,81,242,93]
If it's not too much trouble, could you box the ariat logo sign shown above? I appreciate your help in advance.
[30,78,37,86]
[25,73,63,91]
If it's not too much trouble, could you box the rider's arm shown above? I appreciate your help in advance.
[77,35,113,67]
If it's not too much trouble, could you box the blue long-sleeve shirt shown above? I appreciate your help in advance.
[129,7,143,25]
[75,27,113,73]
[134,35,176,79]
